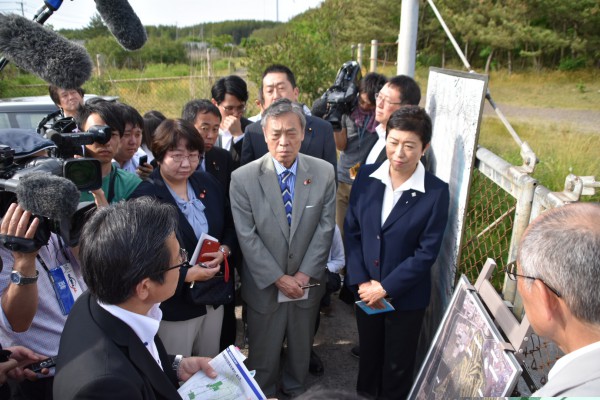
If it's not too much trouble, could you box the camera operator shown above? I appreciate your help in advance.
[333,73,387,235]
[0,137,86,400]
[75,99,142,206]
[38,86,85,136]
[48,86,84,120]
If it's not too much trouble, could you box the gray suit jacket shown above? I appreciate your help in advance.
[533,345,600,396]
[230,153,336,314]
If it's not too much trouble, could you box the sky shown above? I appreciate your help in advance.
[0,0,325,30]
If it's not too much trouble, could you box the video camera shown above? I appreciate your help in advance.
[0,129,101,251]
[321,61,362,130]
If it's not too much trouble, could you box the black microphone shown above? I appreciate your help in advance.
[15,172,79,221]
[94,0,147,51]
[311,97,328,119]
[0,13,92,88]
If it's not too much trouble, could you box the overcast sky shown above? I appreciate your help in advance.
[0,0,324,30]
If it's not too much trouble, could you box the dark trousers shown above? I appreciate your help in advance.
[10,376,54,400]
[356,307,425,400]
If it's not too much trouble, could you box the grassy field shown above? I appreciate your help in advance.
[376,65,600,202]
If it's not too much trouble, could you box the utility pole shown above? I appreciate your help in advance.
[397,0,419,77]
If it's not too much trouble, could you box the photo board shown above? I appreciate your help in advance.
[409,275,521,399]
[419,68,488,359]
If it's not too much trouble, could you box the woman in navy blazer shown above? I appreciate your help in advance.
[345,106,449,399]
[130,119,237,359]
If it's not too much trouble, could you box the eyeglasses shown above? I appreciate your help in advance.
[157,248,190,275]
[220,104,246,113]
[375,92,403,106]
[505,261,562,298]
[169,153,202,164]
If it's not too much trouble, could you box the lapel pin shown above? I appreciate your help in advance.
[411,192,416,197]
[212,161,219,171]
[304,179,312,185]
[199,189,206,199]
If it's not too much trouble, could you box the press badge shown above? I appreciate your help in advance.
[48,263,83,315]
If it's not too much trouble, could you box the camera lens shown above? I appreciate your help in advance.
[63,159,102,191]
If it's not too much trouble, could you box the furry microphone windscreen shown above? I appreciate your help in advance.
[0,13,93,89]
[16,172,80,221]
[94,0,147,51]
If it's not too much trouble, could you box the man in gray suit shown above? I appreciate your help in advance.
[230,99,336,397]
[515,202,600,396]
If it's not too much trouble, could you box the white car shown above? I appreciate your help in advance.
[0,95,117,130]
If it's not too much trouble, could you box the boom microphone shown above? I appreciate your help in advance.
[0,13,93,88]
[94,0,147,51]
[15,172,79,221]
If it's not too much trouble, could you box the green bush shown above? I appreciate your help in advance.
[558,57,587,71]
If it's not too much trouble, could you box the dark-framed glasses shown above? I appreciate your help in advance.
[505,261,562,298]
[159,248,190,274]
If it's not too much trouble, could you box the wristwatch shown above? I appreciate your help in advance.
[172,354,183,380]
[10,270,39,286]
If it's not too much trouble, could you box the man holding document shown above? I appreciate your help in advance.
[230,98,336,397]
[53,198,217,399]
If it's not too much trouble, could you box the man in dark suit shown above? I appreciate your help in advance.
[182,99,234,192]
[363,75,422,166]
[240,64,337,178]
[53,198,217,399]
[345,106,449,399]
[230,99,336,397]
[211,75,252,169]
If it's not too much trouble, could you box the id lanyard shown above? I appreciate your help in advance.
[36,240,84,315]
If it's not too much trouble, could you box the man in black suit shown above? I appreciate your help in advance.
[182,99,234,192]
[53,198,217,399]
[363,75,422,165]
[240,64,337,178]
[211,75,252,169]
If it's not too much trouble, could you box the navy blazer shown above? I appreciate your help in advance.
[130,168,237,321]
[240,115,337,178]
[54,292,180,399]
[204,146,234,193]
[344,163,449,311]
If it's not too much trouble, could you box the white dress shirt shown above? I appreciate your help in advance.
[370,160,426,226]
[365,124,387,165]
[98,301,164,370]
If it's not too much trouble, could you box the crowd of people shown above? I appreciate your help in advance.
[0,63,598,400]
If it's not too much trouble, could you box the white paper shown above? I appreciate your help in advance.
[177,345,266,400]
[190,232,219,265]
[277,288,309,303]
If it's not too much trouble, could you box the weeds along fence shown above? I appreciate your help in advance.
[419,0,598,395]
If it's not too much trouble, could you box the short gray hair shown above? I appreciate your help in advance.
[517,202,600,325]
[260,98,306,131]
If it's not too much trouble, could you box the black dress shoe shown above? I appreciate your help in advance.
[309,349,324,376]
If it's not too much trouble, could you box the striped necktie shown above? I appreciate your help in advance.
[279,170,293,225]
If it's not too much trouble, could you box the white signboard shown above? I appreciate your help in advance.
[419,68,488,360]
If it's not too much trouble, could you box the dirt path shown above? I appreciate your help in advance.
[483,102,600,134]
[234,294,360,399]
